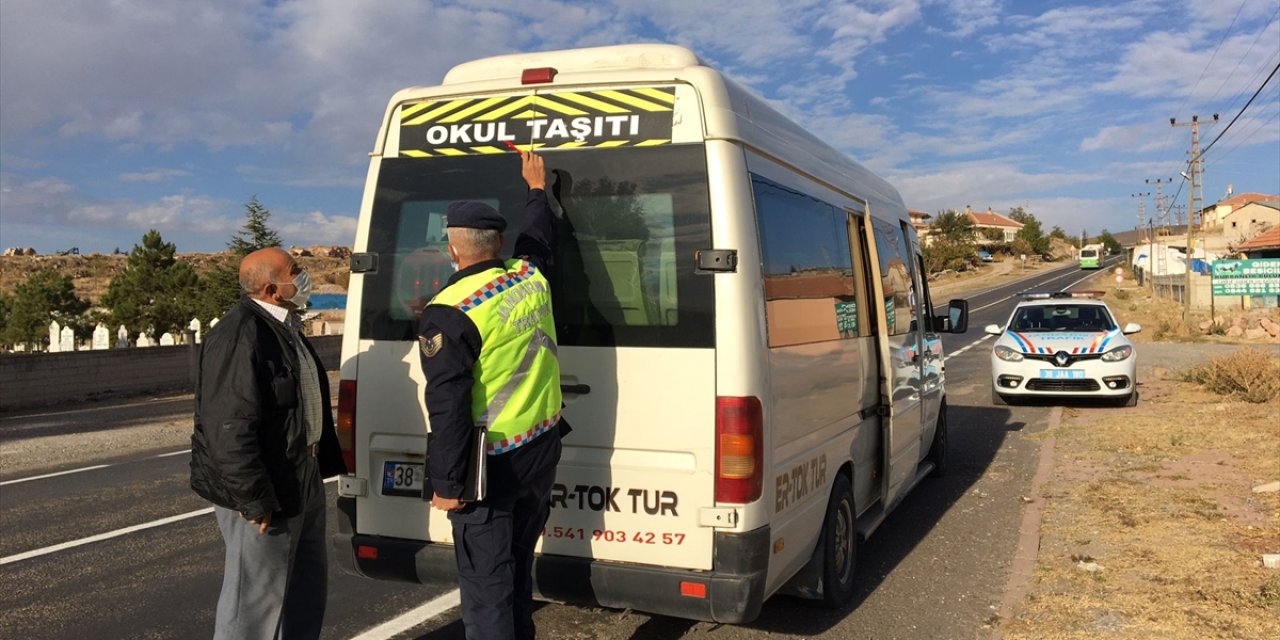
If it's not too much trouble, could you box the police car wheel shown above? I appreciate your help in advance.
[819,474,857,609]
[924,402,948,478]
[1121,391,1138,407]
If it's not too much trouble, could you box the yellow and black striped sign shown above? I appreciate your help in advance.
[398,87,675,157]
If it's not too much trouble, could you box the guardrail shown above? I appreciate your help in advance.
[0,335,343,412]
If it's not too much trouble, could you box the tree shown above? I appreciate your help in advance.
[103,230,201,336]
[1097,230,1122,256]
[0,268,90,350]
[922,209,978,273]
[228,195,281,255]
[204,196,284,320]
[1009,207,1051,255]
[195,260,243,321]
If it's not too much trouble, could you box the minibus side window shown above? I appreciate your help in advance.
[751,175,857,348]
[870,219,915,336]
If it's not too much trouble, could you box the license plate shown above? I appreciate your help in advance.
[382,461,425,497]
[1039,369,1085,379]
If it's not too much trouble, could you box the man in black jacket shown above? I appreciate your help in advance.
[191,247,346,640]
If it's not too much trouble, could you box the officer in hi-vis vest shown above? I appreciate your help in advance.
[418,150,569,640]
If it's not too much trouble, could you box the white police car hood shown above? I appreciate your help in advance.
[997,328,1124,356]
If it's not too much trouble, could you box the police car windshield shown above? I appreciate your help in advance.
[1009,304,1116,332]
[359,145,714,348]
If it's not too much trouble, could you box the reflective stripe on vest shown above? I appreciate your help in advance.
[428,259,561,455]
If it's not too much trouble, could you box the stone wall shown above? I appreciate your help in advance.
[0,335,343,412]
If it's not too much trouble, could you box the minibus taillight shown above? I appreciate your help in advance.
[336,380,357,473]
[715,396,763,503]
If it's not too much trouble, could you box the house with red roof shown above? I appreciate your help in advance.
[964,205,1023,243]
[1199,191,1280,230]
[1237,225,1280,259]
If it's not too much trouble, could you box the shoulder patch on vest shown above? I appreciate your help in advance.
[419,332,444,358]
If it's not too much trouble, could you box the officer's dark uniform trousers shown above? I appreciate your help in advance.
[448,461,556,640]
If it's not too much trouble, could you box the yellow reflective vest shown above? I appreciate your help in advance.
[428,259,561,454]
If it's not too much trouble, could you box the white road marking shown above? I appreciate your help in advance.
[1,506,215,565]
[0,395,191,422]
[348,589,463,640]
[0,449,191,486]
[0,465,112,487]
[0,477,337,565]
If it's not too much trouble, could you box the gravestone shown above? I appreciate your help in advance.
[60,326,75,352]
[137,334,152,348]
[117,325,129,349]
[189,318,202,344]
[160,332,175,346]
[49,321,61,353]
[92,324,110,350]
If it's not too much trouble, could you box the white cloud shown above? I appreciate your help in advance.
[277,210,358,247]
[937,0,1002,38]
[119,169,193,183]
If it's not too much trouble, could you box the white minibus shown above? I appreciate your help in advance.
[333,43,969,623]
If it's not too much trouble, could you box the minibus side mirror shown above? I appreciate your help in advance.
[939,299,969,333]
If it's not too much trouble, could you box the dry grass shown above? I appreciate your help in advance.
[1084,267,1280,345]
[1184,348,1280,403]
[1002,376,1280,640]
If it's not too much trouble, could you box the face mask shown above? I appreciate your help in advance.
[447,245,459,272]
[281,269,312,308]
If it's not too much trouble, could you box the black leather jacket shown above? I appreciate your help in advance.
[190,297,346,520]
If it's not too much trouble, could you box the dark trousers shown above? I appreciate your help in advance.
[448,465,556,640]
[213,456,326,640]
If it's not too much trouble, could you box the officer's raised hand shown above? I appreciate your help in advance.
[521,150,546,190]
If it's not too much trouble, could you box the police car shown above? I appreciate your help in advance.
[984,291,1140,406]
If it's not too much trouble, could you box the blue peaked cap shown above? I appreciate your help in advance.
[446,201,507,232]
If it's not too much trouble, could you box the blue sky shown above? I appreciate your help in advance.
[2,0,1277,254]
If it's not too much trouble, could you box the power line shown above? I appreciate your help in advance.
[1210,105,1280,164]
[1201,60,1280,157]
[1203,5,1280,110]
[1216,47,1280,126]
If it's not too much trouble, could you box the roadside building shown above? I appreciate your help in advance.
[1198,191,1280,231]
[965,205,1023,244]
[1237,225,1280,259]
[909,209,932,245]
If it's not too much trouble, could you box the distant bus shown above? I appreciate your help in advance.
[1079,244,1102,269]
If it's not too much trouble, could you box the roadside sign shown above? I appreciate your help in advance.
[1210,258,1280,296]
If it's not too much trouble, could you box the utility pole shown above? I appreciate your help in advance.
[1132,192,1150,290]
[1171,114,1219,308]
[1131,192,1150,242]
[1146,177,1172,235]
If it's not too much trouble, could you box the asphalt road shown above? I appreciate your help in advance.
[0,259,1120,640]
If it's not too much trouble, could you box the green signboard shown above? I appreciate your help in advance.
[1211,259,1280,296]
[835,301,858,337]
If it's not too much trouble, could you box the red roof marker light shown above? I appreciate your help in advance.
[521,67,558,85]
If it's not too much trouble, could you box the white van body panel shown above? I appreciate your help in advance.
[336,44,952,623]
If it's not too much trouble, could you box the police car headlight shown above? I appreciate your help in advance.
[994,345,1024,362]
[1101,345,1133,362]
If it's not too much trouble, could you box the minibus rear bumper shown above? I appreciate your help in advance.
[333,496,770,624]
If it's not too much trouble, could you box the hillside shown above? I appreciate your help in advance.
[0,252,351,304]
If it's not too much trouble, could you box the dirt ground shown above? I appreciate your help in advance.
[0,252,351,304]
[995,268,1280,639]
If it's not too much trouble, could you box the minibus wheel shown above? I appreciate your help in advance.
[820,474,857,608]
[924,402,948,478]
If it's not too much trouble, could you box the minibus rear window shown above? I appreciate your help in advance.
[359,145,714,348]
